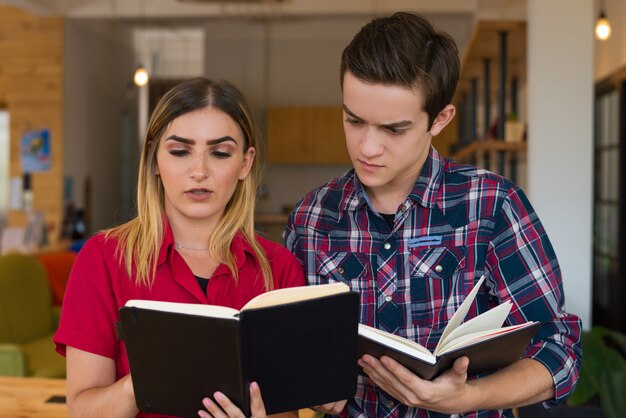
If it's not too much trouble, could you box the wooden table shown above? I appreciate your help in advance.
[0,376,67,417]
[0,377,318,417]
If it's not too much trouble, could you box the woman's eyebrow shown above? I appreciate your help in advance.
[164,135,237,145]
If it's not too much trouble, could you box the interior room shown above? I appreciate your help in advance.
[0,0,624,417]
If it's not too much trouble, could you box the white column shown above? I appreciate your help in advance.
[138,85,149,146]
[527,0,593,328]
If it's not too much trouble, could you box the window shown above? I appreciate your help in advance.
[593,74,626,332]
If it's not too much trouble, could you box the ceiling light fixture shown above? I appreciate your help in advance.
[595,0,611,41]
[134,65,149,86]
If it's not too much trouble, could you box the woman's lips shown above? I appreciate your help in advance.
[185,188,212,201]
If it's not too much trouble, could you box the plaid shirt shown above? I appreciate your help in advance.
[285,146,582,418]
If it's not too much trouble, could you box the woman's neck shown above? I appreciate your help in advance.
[167,213,218,251]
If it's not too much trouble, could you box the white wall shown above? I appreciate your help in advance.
[527,0,593,328]
[64,20,137,232]
[201,15,473,215]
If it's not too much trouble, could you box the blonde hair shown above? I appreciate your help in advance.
[106,78,273,290]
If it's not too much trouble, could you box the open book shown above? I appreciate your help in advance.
[124,281,351,317]
[118,283,359,416]
[358,276,540,380]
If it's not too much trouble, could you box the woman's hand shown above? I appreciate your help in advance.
[198,382,266,418]
[312,399,348,415]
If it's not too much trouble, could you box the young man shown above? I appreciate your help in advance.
[285,12,582,418]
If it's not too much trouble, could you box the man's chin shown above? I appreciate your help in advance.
[355,171,386,189]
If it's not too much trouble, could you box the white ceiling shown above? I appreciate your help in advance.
[2,0,527,63]
[2,0,525,19]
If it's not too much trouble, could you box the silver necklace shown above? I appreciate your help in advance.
[174,242,209,251]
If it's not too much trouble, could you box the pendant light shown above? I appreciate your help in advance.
[133,65,149,86]
[595,0,612,41]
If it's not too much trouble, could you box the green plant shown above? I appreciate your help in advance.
[568,326,626,418]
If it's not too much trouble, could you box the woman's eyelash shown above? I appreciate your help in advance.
[212,151,232,158]
[346,118,363,125]
[167,148,232,158]
[169,149,189,156]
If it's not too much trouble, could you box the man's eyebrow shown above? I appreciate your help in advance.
[164,135,237,145]
[342,104,361,120]
[343,104,412,128]
[381,120,413,129]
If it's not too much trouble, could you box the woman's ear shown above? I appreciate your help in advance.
[239,147,256,180]
[429,104,456,137]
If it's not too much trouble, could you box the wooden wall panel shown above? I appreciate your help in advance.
[0,5,64,240]
[267,106,350,165]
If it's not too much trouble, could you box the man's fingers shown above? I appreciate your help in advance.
[452,356,469,375]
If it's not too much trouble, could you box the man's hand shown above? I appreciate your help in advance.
[358,354,470,414]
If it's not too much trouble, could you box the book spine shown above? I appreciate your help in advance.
[238,317,252,417]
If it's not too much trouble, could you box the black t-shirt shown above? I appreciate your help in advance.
[380,213,395,230]
[195,275,209,294]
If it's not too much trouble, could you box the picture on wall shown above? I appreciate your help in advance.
[21,128,51,173]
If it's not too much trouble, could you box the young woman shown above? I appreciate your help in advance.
[54,77,304,418]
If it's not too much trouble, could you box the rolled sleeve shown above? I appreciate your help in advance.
[486,186,583,405]
[523,315,583,405]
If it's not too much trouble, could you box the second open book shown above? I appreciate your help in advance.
[358,275,541,380]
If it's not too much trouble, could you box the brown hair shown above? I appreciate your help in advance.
[340,12,460,128]
[106,77,273,289]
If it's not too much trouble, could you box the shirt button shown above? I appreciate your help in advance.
[337,267,344,275]
[386,400,394,408]
[384,295,392,302]
[383,242,391,250]
[435,265,443,273]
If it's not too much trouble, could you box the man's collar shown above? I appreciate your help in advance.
[407,146,444,209]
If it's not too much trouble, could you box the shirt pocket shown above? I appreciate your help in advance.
[316,251,369,286]
[409,246,466,329]
[316,251,375,325]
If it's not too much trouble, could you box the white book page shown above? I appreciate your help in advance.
[359,324,436,364]
[437,301,512,354]
[125,300,240,319]
[437,321,537,355]
[241,282,349,310]
[435,275,486,353]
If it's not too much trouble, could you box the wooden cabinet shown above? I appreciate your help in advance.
[267,106,350,164]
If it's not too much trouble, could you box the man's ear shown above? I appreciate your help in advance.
[429,104,456,137]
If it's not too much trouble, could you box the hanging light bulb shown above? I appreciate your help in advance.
[595,4,611,41]
[134,65,149,87]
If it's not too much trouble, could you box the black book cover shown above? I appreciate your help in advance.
[119,291,359,417]
[357,321,541,381]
